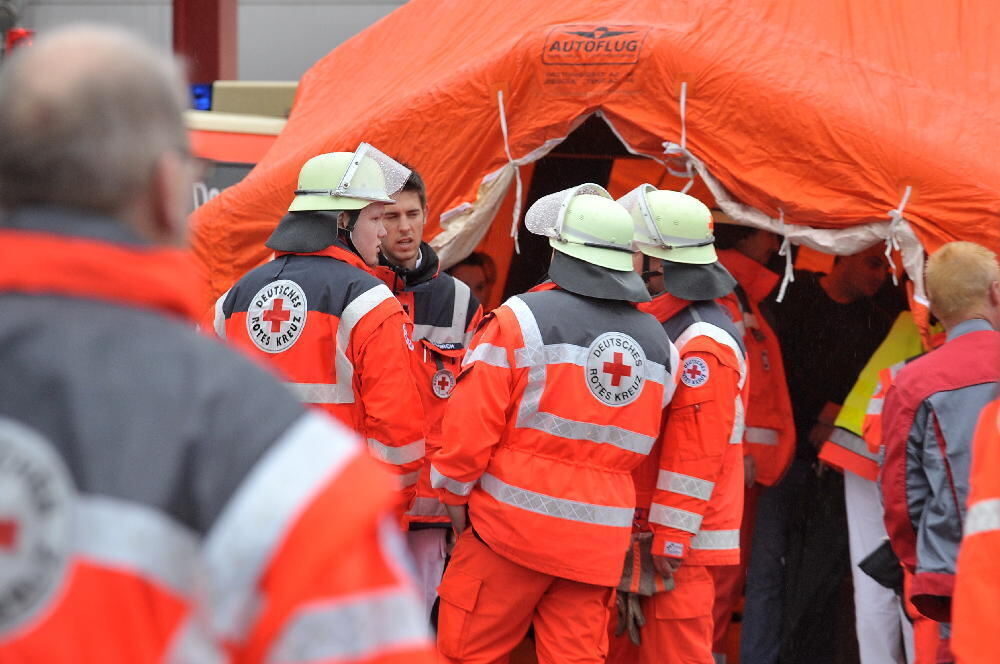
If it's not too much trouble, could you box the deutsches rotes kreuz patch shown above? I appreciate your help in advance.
[586,332,646,407]
[681,356,710,387]
[246,280,307,354]
[432,369,457,399]
[0,417,74,637]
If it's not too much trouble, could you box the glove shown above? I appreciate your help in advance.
[617,532,675,596]
[614,591,647,646]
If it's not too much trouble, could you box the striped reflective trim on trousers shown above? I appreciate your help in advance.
[744,426,779,446]
[657,470,715,501]
[75,494,199,599]
[430,464,477,496]
[827,427,881,462]
[464,343,510,368]
[406,496,449,519]
[648,503,703,534]
[265,589,429,662]
[480,473,634,527]
[964,498,1000,537]
[202,411,360,641]
[284,382,354,405]
[367,437,425,466]
[690,528,740,551]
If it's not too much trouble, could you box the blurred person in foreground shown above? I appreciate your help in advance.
[0,25,434,663]
[881,241,1000,664]
[375,167,483,618]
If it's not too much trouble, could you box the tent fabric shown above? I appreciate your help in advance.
[190,0,999,308]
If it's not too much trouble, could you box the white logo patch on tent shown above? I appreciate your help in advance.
[585,331,646,407]
[246,280,308,353]
[681,356,710,387]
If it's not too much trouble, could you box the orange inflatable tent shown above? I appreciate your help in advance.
[191,0,999,311]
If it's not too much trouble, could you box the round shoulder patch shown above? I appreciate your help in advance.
[0,417,74,636]
[586,332,647,407]
[681,356,710,387]
[246,280,308,354]
[432,369,457,399]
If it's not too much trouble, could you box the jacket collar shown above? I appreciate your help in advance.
[638,290,691,323]
[946,317,995,342]
[378,241,440,292]
[0,207,201,321]
[717,248,780,302]
[275,237,373,273]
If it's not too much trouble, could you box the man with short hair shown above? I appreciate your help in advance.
[881,241,1000,663]
[376,168,483,617]
[0,25,433,662]
[214,145,427,506]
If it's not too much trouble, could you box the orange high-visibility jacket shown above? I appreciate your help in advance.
[375,243,483,525]
[431,287,678,586]
[716,249,794,486]
[636,293,748,565]
[0,213,434,663]
[953,398,1000,664]
[213,242,426,500]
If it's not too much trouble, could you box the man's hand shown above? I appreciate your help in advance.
[744,454,757,488]
[808,422,834,450]
[652,554,682,581]
[445,503,468,540]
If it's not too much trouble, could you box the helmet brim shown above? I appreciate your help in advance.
[659,260,737,301]
[265,211,342,253]
[548,251,651,303]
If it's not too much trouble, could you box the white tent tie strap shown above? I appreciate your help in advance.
[776,209,795,303]
[884,185,913,286]
[662,81,695,185]
[497,89,523,254]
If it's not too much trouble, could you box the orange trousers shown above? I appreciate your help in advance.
[436,530,614,664]
[607,565,716,664]
[710,484,759,654]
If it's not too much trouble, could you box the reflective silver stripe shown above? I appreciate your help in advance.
[673,321,748,389]
[284,382,354,405]
[506,296,544,364]
[164,618,227,664]
[368,437,425,466]
[413,277,474,346]
[867,398,884,416]
[75,494,198,599]
[744,426,780,446]
[430,464,477,496]
[519,410,656,455]
[406,496,449,518]
[399,470,420,488]
[203,411,359,640]
[964,498,1000,537]
[331,284,395,406]
[512,341,670,387]
[664,341,680,406]
[648,503,703,534]
[657,471,714,501]
[464,343,510,368]
[266,591,427,663]
[213,290,229,339]
[827,427,880,462]
[480,473,634,527]
[690,528,740,551]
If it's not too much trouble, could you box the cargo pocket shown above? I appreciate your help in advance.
[652,566,714,619]
[436,568,483,658]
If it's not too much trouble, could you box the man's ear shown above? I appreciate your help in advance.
[337,211,350,230]
[149,150,189,246]
[990,279,1000,306]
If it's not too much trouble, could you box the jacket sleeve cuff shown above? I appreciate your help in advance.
[652,530,693,559]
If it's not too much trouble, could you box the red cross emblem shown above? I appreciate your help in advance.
[0,519,18,552]
[602,352,633,387]
[262,298,291,332]
[684,363,704,382]
[436,374,451,392]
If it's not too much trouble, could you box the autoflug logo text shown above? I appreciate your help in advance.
[543,25,649,66]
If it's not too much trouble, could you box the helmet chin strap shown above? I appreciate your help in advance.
[640,254,662,283]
